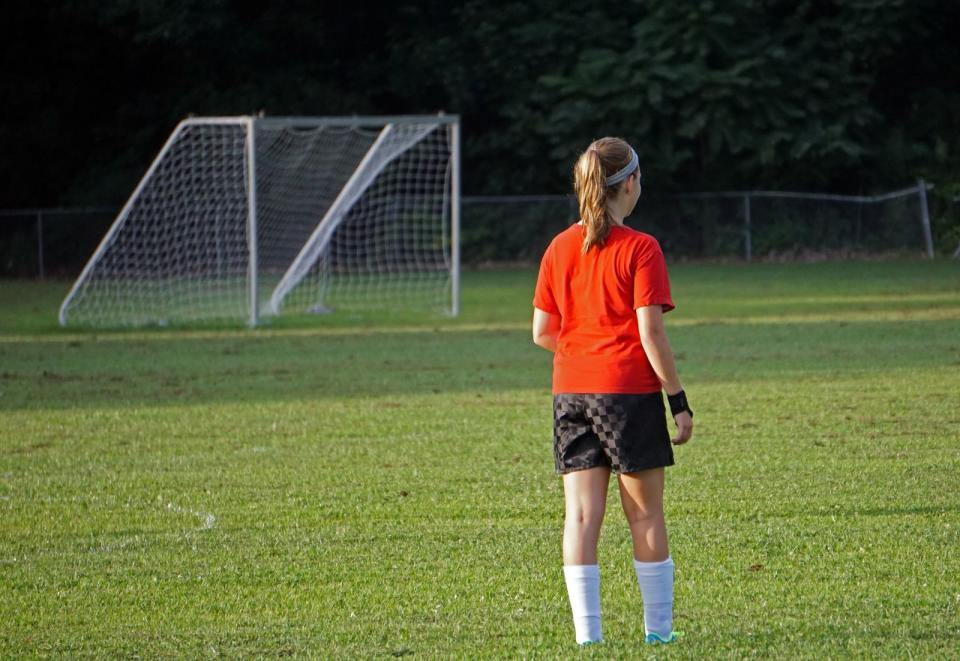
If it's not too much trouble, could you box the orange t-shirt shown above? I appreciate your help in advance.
[533,223,674,394]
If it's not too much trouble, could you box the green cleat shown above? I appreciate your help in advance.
[645,630,683,645]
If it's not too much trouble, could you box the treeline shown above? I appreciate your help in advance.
[2,0,959,247]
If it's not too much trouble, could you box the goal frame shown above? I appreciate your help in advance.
[59,114,461,327]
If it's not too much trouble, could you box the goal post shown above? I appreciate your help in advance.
[59,114,461,328]
[245,116,259,328]
[449,120,461,317]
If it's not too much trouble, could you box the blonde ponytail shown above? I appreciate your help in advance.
[572,137,636,254]
[574,149,611,254]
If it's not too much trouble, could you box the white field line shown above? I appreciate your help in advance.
[675,307,960,326]
[728,292,960,305]
[0,322,529,344]
[2,304,959,345]
[164,500,217,530]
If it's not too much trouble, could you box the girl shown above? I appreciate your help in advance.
[532,137,693,646]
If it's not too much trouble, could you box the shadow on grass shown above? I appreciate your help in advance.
[0,328,549,411]
[0,316,958,412]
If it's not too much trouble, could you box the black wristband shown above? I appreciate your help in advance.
[667,390,693,418]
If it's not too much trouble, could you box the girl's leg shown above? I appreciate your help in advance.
[617,467,668,562]
[561,466,610,644]
[562,466,611,565]
[618,468,676,640]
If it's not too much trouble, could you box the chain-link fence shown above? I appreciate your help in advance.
[0,208,115,278]
[460,195,579,264]
[669,184,934,260]
[0,182,943,278]
[463,181,936,263]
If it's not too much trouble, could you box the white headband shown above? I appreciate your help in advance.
[604,148,639,186]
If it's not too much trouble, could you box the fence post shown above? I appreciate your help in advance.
[743,194,752,261]
[917,178,934,258]
[36,210,45,280]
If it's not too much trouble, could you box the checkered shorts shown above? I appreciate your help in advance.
[553,393,674,474]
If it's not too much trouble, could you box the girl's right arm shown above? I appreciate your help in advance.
[532,307,561,352]
[637,304,693,445]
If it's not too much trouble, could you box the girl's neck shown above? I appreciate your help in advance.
[606,199,630,225]
[577,216,624,226]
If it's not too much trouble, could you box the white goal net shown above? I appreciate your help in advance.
[59,115,460,327]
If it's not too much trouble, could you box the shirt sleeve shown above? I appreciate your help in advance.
[533,243,560,314]
[632,239,675,312]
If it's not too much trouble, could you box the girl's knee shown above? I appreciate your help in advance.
[622,505,663,527]
[565,506,605,530]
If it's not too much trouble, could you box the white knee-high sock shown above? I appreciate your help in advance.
[633,556,674,637]
[563,564,602,644]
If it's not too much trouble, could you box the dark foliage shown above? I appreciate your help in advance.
[1,0,958,266]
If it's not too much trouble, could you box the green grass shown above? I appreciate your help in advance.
[1,259,959,658]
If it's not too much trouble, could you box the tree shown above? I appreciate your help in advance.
[522,0,913,191]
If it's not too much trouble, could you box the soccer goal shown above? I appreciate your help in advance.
[59,115,460,327]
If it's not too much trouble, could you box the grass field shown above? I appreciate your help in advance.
[1,260,959,658]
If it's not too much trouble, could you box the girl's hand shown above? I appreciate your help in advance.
[671,411,693,445]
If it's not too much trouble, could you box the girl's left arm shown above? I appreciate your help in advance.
[532,307,561,352]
